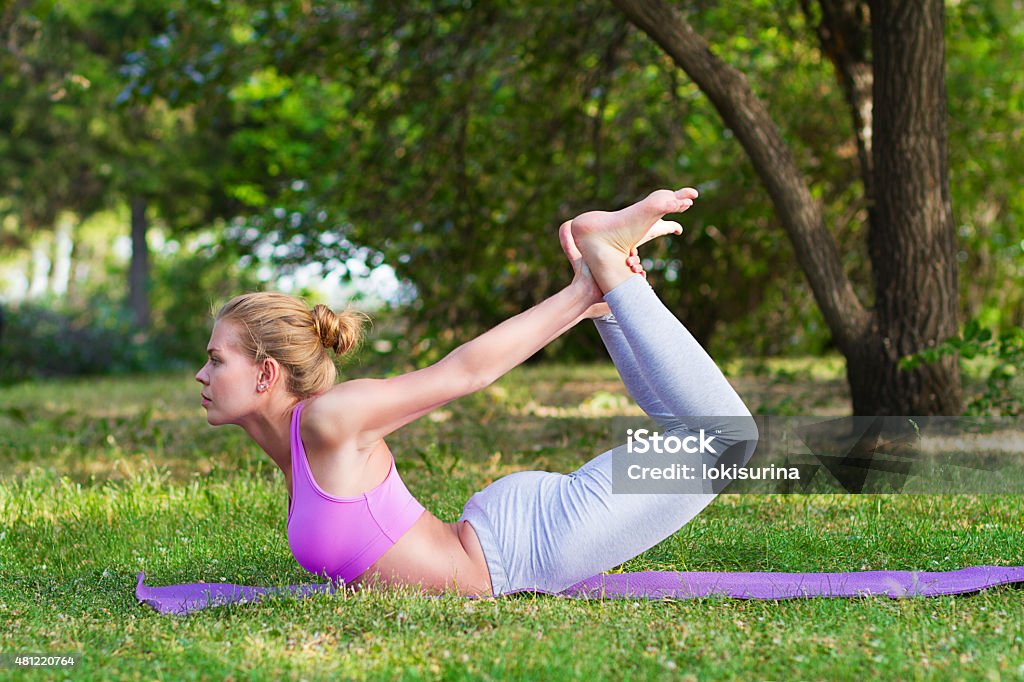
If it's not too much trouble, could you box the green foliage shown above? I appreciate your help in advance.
[107,0,821,358]
[0,233,261,382]
[0,1,111,233]
[0,0,238,254]
[147,238,263,364]
[0,231,260,378]
[0,297,158,382]
[900,320,1024,415]
[946,1,1024,330]
[2,0,1022,373]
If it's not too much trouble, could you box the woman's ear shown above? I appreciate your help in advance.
[257,358,283,393]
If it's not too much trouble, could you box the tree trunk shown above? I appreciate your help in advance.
[129,196,150,330]
[68,238,88,308]
[29,237,51,298]
[854,0,962,414]
[610,0,964,415]
[64,222,79,304]
[51,214,74,297]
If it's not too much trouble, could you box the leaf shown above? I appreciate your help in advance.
[898,356,919,370]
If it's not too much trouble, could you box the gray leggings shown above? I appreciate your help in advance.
[458,275,758,595]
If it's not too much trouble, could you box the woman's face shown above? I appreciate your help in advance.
[194,320,261,426]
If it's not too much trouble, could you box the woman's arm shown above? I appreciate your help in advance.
[308,279,594,444]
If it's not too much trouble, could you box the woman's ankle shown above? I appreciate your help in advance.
[586,252,637,294]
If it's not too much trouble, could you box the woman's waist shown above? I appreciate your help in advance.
[352,511,492,595]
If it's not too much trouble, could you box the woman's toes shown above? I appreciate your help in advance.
[676,187,699,201]
[572,184,697,258]
[647,187,698,216]
[646,189,681,215]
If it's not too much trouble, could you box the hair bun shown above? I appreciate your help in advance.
[311,304,342,354]
[311,304,367,356]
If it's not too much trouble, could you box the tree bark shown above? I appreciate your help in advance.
[857,0,962,414]
[129,196,150,330]
[610,0,964,415]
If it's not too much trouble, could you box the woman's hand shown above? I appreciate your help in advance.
[560,221,645,319]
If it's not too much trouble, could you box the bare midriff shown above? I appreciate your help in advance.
[350,512,493,596]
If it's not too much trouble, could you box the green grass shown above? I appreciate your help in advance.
[2,364,1023,681]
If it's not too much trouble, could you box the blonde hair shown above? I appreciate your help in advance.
[215,292,368,399]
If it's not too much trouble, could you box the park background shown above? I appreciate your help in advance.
[1,0,1023,680]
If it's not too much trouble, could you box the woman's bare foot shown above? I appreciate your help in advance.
[559,217,683,318]
[571,187,697,293]
[559,222,649,277]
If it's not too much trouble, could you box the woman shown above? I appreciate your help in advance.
[194,186,758,597]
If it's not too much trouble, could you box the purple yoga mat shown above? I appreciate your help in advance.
[136,565,1024,616]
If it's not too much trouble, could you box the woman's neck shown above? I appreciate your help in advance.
[237,397,299,477]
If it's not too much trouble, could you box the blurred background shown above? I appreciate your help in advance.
[0,0,1020,412]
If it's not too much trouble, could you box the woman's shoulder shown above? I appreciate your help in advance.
[298,380,371,444]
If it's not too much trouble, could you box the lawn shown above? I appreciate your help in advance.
[1,360,1022,680]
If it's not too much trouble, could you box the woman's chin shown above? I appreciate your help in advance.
[205,409,240,427]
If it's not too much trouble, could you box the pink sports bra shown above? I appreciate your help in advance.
[286,401,426,583]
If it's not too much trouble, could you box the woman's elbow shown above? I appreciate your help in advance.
[464,369,495,396]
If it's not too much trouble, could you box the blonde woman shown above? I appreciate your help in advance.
[194,187,757,597]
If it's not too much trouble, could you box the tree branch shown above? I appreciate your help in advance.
[610,0,870,350]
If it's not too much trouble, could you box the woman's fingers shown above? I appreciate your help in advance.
[627,251,644,274]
